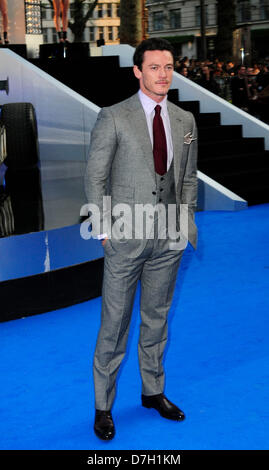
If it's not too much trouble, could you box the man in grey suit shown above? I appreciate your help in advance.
[84,38,198,440]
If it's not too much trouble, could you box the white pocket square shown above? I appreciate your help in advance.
[184,132,197,145]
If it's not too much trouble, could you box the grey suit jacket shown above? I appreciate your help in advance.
[84,92,198,255]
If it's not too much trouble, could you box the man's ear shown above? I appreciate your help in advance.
[133,65,142,79]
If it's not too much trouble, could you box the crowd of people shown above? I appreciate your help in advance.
[175,56,269,124]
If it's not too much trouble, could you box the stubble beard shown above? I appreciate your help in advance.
[143,82,169,100]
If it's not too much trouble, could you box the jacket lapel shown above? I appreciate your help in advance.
[124,94,156,183]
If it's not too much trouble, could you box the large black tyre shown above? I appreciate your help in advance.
[1,102,39,170]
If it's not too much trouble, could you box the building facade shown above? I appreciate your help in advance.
[41,0,120,45]
[146,0,269,61]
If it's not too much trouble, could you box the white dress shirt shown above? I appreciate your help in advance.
[138,89,174,171]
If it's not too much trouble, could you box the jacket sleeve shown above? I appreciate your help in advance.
[181,112,198,249]
[84,107,117,237]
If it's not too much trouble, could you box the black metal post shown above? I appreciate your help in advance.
[200,0,207,60]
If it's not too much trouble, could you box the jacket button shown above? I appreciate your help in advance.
[160,188,163,192]
[152,191,156,195]
[159,198,162,202]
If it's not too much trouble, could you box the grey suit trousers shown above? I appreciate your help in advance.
[93,229,184,411]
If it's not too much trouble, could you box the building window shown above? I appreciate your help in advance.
[97,4,103,18]
[170,9,181,29]
[52,28,58,43]
[116,3,120,17]
[41,5,47,20]
[195,5,209,27]
[49,7,54,20]
[43,28,49,43]
[153,11,164,31]
[237,0,252,23]
[260,0,269,20]
[208,3,217,25]
[108,26,113,40]
[98,26,104,39]
[89,27,95,42]
[107,3,112,17]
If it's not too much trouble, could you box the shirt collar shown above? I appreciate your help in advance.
[138,89,168,117]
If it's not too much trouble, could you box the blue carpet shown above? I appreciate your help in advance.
[0,204,269,450]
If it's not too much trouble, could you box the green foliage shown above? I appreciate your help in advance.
[69,0,99,42]
[119,0,142,46]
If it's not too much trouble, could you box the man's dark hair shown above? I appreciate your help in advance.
[133,38,175,71]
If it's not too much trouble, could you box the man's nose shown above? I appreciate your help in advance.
[159,67,167,77]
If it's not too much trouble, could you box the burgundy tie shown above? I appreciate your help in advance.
[153,104,167,175]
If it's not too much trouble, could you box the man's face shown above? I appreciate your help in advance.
[133,49,174,102]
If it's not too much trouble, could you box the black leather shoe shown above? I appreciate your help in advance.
[94,410,115,440]
[142,393,185,421]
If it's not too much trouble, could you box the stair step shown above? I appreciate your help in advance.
[209,167,269,186]
[198,138,265,158]
[30,57,139,107]
[210,167,269,203]
[168,89,179,103]
[198,125,242,142]
[196,113,221,127]
[178,100,200,115]
[198,152,269,173]
[231,185,269,205]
